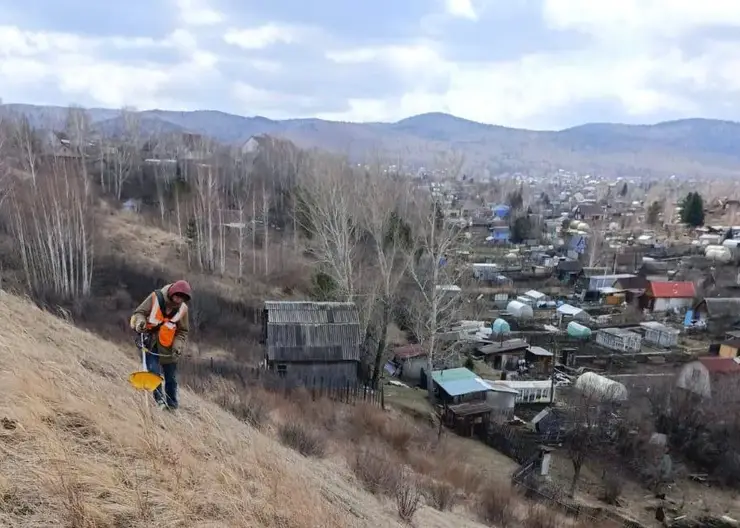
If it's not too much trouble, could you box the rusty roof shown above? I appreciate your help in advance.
[699,356,740,375]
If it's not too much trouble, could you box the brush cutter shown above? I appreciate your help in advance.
[128,333,165,392]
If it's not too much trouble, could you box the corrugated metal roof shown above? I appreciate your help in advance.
[648,281,696,299]
[264,301,361,362]
[432,368,493,397]
[432,367,475,382]
[267,322,361,348]
[265,301,360,324]
[436,377,494,397]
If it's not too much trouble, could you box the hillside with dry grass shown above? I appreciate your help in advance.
[0,289,608,528]
[0,291,499,528]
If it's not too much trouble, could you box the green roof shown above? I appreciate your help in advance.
[431,367,476,383]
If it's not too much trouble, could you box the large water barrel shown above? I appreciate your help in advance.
[506,300,533,319]
[493,204,511,218]
[567,321,592,339]
[492,318,511,335]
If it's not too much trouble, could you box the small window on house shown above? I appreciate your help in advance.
[277,364,287,378]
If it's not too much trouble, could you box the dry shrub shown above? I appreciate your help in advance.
[395,473,422,523]
[524,504,563,528]
[601,472,623,505]
[348,404,423,454]
[278,421,327,458]
[478,481,517,528]
[351,444,401,496]
[348,404,388,439]
[437,459,485,494]
[286,390,340,432]
[386,420,417,451]
[422,478,457,511]
[216,388,271,430]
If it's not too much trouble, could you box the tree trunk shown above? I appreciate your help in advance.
[370,299,391,388]
[569,459,582,498]
[425,351,435,402]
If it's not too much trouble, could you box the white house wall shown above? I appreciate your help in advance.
[653,297,693,313]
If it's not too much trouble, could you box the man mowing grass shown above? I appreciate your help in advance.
[129,280,192,411]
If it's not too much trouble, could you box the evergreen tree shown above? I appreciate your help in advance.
[680,192,705,227]
[510,215,532,243]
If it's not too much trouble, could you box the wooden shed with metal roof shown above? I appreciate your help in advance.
[262,301,362,387]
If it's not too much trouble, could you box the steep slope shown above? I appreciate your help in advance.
[5,102,740,176]
[0,292,484,528]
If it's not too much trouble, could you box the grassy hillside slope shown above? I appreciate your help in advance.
[0,292,485,528]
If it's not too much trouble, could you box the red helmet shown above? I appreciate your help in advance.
[168,280,192,301]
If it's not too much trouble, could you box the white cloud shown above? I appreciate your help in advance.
[445,0,478,20]
[4,0,740,128]
[174,0,224,26]
[223,24,304,50]
[543,0,740,39]
[321,38,740,127]
[0,25,217,109]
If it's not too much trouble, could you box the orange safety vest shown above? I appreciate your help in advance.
[146,291,187,348]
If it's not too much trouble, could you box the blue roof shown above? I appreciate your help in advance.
[432,368,494,397]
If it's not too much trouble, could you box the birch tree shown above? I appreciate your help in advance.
[64,106,93,197]
[295,154,361,299]
[110,106,141,200]
[10,152,94,301]
[10,115,39,187]
[294,154,381,364]
[356,165,415,387]
[407,194,467,400]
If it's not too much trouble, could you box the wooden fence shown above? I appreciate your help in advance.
[182,357,384,408]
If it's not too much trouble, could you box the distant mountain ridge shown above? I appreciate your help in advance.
[3,103,740,178]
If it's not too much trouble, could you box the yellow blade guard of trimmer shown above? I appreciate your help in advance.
[129,333,163,391]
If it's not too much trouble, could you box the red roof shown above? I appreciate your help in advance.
[394,344,426,359]
[648,281,696,298]
[698,356,740,374]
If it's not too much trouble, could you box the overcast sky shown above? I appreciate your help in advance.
[2,0,740,129]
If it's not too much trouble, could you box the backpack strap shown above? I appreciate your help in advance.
[155,289,167,314]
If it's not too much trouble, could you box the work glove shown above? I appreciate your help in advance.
[172,346,182,359]
[134,319,146,333]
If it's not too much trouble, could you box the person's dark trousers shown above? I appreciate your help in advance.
[144,350,179,409]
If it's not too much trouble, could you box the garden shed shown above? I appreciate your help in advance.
[640,321,680,348]
[262,301,361,387]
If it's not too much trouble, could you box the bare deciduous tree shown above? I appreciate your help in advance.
[109,106,141,200]
[564,378,624,497]
[10,115,39,187]
[356,165,416,387]
[10,155,94,301]
[64,106,93,198]
[296,154,362,299]
[407,195,467,400]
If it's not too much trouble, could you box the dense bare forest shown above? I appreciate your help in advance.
[0,105,470,391]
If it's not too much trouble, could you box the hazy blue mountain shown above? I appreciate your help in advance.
[3,103,740,177]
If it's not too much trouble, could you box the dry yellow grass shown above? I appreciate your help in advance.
[0,292,486,528]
